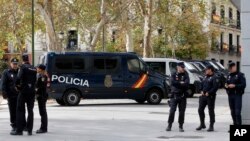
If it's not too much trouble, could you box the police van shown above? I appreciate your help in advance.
[39,52,168,106]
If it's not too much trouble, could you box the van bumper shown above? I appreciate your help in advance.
[48,92,63,99]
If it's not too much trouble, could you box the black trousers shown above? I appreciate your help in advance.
[7,96,18,128]
[16,93,35,132]
[228,94,242,125]
[198,95,216,124]
[37,95,48,131]
[168,97,187,125]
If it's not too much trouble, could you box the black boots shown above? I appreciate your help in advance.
[196,122,206,131]
[10,130,23,136]
[166,123,172,131]
[207,123,214,132]
[166,123,184,132]
[179,124,184,132]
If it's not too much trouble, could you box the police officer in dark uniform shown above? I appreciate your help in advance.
[225,62,246,127]
[1,58,19,131]
[166,62,190,132]
[36,64,48,134]
[196,65,219,132]
[11,55,37,136]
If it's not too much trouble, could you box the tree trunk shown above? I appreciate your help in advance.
[90,0,106,51]
[122,0,134,52]
[36,2,58,52]
[143,0,153,58]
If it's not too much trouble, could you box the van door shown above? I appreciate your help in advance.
[124,57,147,99]
[87,56,124,98]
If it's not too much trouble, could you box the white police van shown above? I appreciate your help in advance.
[39,52,168,106]
[143,58,202,97]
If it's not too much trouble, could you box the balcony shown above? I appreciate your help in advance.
[211,14,240,30]
[228,45,235,55]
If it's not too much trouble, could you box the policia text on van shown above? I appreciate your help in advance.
[39,52,168,106]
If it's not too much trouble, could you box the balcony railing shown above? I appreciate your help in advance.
[211,14,240,30]
[211,43,241,56]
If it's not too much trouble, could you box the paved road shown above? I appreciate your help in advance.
[0,89,231,141]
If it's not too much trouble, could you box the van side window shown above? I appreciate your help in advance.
[55,59,72,70]
[127,58,140,73]
[54,56,85,72]
[169,62,177,74]
[93,57,120,74]
[106,59,119,73]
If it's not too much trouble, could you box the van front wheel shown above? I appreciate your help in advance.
[146,89,162,105]
[63,90,81,106]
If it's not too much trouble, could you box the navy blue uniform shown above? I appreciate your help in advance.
[36,73,48,132]
[168,71,190,125]
[15,63,37,133]
[198,74,219,125]
[1,68,19,129]
[225,72,246,125]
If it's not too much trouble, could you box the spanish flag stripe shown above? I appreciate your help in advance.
[132,74,148,88]
[135,74,147,88]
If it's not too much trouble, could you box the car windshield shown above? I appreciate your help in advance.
[209,62,219,70]
[215,62,225,69]
[184,62,198,72]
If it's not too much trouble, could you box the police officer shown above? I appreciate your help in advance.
[166,62,190,132]
[225,62,246,127]
[1,58,19,132]
[196,65,219,132]
[36,64,48,134]
[11,55,37,136]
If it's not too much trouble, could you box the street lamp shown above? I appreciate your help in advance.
[58,31,65,49]
[32,0,34,65]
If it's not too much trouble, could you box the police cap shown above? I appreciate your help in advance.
[10,58,19,64]
[228,62,236,69]
[205,64,215,72]
[177,62,185,68]
[22,54,29,62]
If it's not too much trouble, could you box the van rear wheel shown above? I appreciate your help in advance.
[63,90,81,106]
[56,99,66,106]
[146,89,162,105]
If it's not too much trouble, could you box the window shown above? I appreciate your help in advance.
[127,58,140,73]
[229,8,233,19]
[237,10,241,28]
[220,5,225,19]
[146,62,166,74]
[93,57,120,74]
[54,56,85,72]
[169,62,177,74]
[212,3,216,15]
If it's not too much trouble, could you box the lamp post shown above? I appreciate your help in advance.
[32,0,35,65]
[58,31,64,49]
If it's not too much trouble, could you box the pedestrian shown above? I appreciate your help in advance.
[225,62,246,128]
[1,58,19,132]
[196,65,219,132]
[166,62,190,132]
[36,64,48,134]
[10,54,37,136]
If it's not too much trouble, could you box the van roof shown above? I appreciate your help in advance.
[45,52,138,57]
[143,58,180,62]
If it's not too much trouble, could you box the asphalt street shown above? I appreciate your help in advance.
[0,89,232,141]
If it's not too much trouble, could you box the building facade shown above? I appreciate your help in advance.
[206,0,241,69]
